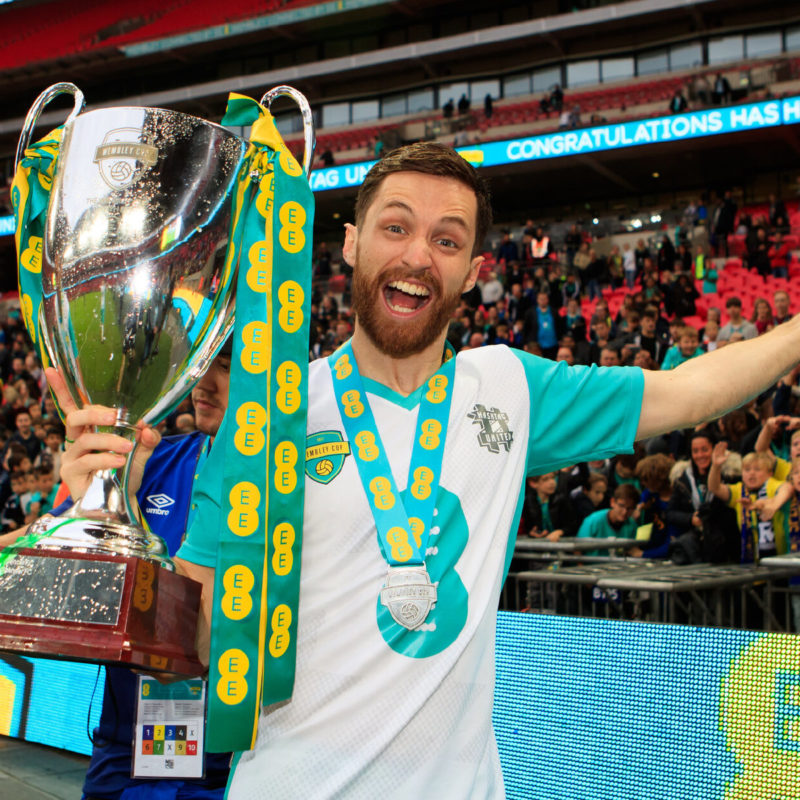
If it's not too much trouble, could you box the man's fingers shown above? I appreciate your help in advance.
[64,452,128,477]
[126,426,161,499]
[44,368,79,417]
[65,406,119,432]
[64,432,134,458]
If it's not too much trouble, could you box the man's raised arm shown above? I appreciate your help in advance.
[637,315,800,440]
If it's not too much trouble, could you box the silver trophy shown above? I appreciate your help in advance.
[0,83,314,673]
[18,82,314,567]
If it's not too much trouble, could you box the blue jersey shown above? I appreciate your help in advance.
[78,433,230,800]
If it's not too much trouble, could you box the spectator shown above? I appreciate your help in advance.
[6,408,42,463]
[496,232,518,264]
[703,319,720,352]
[659,326,703,372]
[457,93,470,115]
[774,290,792,325]
[564,224,582,267]
[556,345,575,365]
[442,98,454,118]
[754,417,800,478]
[632,453,676,558]
[751,298,774,335]
[711,191,737,257]
[529,227,552,265]
[0,471,26,533]
[576,483,641,556]
[768,231,790,279]
[483,93,493,119]
[563,297,586,342]
[480,271,504,308]
[549,84,563,112]
[669,89,687,113]
[523,291,564,359]
[719,297,758,341]
[669,273,699,318]
[623,243,636,289]
[713,72,732,105]
[561,273,581,307]
[709,445,783,561]
[522,472,576,541]
[638,310,670,365]
[569,472,609,529]
[768,194,788,230]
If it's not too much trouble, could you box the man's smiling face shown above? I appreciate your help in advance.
[344,172,482,358]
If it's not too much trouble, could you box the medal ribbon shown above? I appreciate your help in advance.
[329,340,455,569]
[11,127,65,411]
[206,93,313,752]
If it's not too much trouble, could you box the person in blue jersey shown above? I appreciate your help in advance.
[46,344,232,800]
[45,143,800,799]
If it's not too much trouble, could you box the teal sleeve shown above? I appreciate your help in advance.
[510,351,644,476]
[175,413,229,567]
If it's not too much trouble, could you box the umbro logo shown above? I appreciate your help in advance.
[146,493,175,510]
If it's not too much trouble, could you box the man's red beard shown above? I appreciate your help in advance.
[351,257,466,359]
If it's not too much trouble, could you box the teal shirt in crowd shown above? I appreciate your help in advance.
[660,345,703,371]
[577,508,637,556]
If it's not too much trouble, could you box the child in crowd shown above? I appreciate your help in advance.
[756,458,800,630]
[35,465,58,515]
[709,444,785,562]
[1,471,27,532]
[754,417,800,478]
[569,472,609,529]
[522,472,576,541]
[660,325,703,370]
[632,453,676,558]
[606,452,641,494]
[702,319,720,352]
[21,469,40,524]
[576,483,641,556]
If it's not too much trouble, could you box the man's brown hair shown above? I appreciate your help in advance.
[354,142,492,257]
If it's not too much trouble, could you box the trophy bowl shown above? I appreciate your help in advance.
[0,83,313,674]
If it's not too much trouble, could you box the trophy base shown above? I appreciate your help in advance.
[28,511,174,571]
[0,548,204,677]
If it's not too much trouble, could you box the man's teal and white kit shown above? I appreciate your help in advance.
[178,345,643,799]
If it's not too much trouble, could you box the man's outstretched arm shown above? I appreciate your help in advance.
[637,315,800,440]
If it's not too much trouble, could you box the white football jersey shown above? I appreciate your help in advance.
[211,345,643,799]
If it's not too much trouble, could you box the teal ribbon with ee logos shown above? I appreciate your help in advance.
[206,93,313,753]
[328,339,455,572]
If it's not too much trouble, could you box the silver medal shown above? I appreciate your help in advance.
[380,566,437,630]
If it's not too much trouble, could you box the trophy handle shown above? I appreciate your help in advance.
[14,82,85,173]
[260,85,316,180]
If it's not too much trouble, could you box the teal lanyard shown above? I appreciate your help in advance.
[329,340,455,567]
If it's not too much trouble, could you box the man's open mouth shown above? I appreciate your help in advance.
[383,280,432,315]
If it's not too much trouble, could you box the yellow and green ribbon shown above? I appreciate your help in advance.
[206,94,313,752]
[11,127,63,375]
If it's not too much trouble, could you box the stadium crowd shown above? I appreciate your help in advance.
[0,190,799,628]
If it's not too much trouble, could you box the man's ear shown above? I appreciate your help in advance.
[462,255,483,293]
[342,223,357,268]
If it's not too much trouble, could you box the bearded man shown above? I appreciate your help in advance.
[65,142,800,799]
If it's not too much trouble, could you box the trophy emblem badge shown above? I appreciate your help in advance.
[380,566,437,630]
[94,128,158,190]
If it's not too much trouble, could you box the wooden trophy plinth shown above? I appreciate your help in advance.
[0,548,204,677]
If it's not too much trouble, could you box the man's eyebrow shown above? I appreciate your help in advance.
[380,201,470,231]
